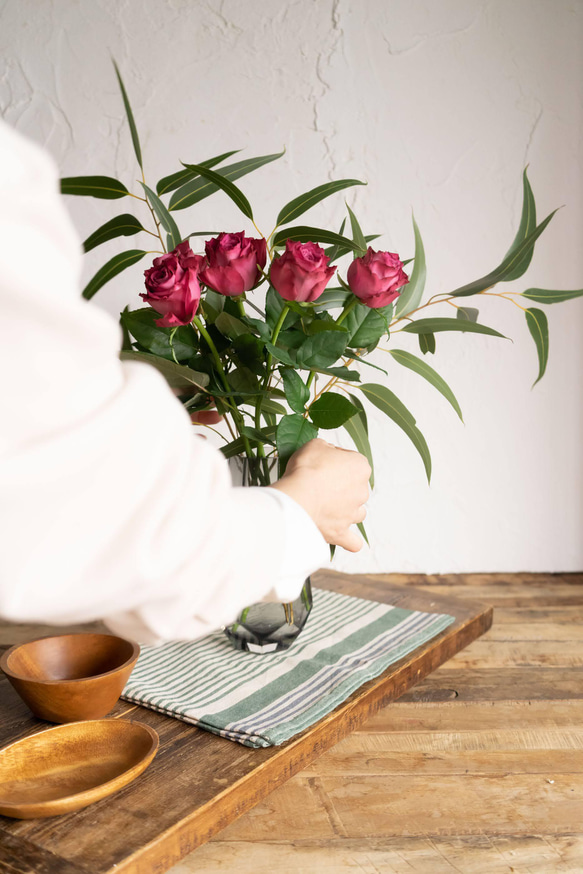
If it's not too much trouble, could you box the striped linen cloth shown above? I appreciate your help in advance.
[122,587,455,748]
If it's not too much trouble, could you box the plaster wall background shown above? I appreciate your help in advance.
[1,0,582,574]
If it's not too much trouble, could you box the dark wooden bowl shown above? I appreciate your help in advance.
[0,633,140,723]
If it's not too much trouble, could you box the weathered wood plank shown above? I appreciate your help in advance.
[398,667,583,702]
[171,834,583,873]
[438,639,583,668]
[217,772,583,839]
[0,830,90,874]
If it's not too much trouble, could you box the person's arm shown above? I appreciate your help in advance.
[0,122,368,645]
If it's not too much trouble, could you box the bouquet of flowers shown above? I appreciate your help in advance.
[62,63,583,537]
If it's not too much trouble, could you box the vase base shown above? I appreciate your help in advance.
[224,578,313,654]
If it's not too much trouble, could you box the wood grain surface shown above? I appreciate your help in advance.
[0,571,490,874]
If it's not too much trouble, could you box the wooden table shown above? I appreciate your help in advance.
[1,571,581,873]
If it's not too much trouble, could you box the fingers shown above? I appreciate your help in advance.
[191,410,223,425]
[335,527,364,553]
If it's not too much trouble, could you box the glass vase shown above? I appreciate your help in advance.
[224,456,313,654]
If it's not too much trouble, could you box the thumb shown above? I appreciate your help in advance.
[334,527,364,553]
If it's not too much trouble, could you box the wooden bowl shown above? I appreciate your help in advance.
[0,719,158,819]
[0,633,140,723]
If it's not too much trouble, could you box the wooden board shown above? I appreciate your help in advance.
[0,571,491,874]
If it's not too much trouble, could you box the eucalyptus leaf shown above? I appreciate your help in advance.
[324,219,347,262]
[343,411,374,488]
[276,414,319,467]
[389,349,463,421]
[120,351,209,391]
[156,150,240,196]
[357,383,432,483]
[113,60,143,169]
[403,318,506,339]
[140,183,182,250]
[522,287,583,304]
[502,167,537,281]
[276,179,364,227]
[83,214,144,253]
[273,225,364,253]
[60,175,129,199]
[394,215,426,318]
[82,250,147,300]
[309,391,358,430]
[345,203,368,256]
[525,307,549,386]
[169,150,284,211]
[179,161,253,220]
[456,307,479,322]
[357,522,370,546]
[418,332,436,355]
[312,288,350,312]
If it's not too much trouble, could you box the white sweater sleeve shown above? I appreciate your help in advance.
[0,121,328,644]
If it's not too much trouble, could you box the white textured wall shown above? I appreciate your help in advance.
[2,0,582,573]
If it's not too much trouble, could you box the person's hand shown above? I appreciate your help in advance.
[271,438,371,552]
[190,408,222,425]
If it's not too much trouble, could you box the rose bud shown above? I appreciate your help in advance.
[200,231,267,296]
[347,247,409,309]
[270,240,336,303]
[141,243,204,327]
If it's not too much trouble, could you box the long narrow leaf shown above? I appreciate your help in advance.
[522,287,583,304]
[394,214,426,317]
[389,349,463,421]
[343,413,374,488]
[169,151,284,211]
[113,60,143,170]
[357,383,431,483]
[273,225,363,252]
[450,208,558,298]
[403,318,506,339]
[141,183,182,250]
[178,161,253,220]
[276,179,364,227]
[345,203,368,256]
[156,150,240,196]
[502,167,537,281]
[120,351,209,391]
[525,307,549,385]
[83,214,144,253]
[60,175,129,199]
[82,249,147,300]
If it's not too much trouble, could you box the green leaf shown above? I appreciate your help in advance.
[358,383,432,483]
[121,308,198,360]
[265,286,301,330]
[113,60,143,169]
[82,250,147,300]
[178,161,253,220]
[394,214,426,318]
[313,366,361,381]
[281,368,310,413]
[140,184,182,250]
[82,214,144,253]
[215,312,253,339]
[325,234,381,264]
[450,208,558,297]
[456,306,479,322]
[120,351,209,391]
[343,409,374,488]
[220,425,278,459]
[277,179,364,227]
[309,391,359,429]
[503,167,537,281]
[357,522,370,546]
[324,219,347,262]
[156,150,241,196]
[272,226,365,253]
[276,414,319,467]
[265,343,297,367]
[297,330,348,369]
[344,302,393,348]
[389,349,463,421]
[313,288,350,311]
[522,287,583,305]
[169,150,284,211]
[525,307,549,385]
[307,318,348,335]
[418,332,436,355]
[60,175,129,199]
[403,318,507,340]
[345,203,368,256]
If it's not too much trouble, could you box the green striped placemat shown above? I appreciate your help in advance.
[122,588,455,748]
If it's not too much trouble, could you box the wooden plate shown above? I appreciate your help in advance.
[0,719,159,819]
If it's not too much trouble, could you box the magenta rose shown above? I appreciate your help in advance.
[270,240,336,303]
[347,248,409,309]
[199,232,267,296]
[141,242,204,327]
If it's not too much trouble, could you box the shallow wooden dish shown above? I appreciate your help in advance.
[0,633,140,723]
[0,719,159,819]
